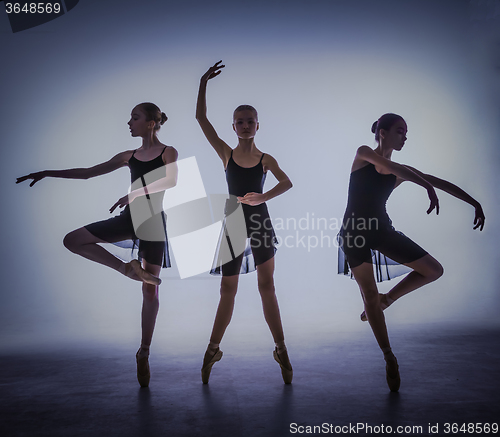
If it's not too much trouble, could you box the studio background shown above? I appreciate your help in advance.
[1,0,499,354]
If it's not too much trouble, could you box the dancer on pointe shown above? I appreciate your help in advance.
[338,113,485,391]
[17,102,178,388]
[196,61,294,384]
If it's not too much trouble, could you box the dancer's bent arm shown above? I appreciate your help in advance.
[238,154,292,206]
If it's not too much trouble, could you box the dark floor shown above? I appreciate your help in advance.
[1,325,499,437]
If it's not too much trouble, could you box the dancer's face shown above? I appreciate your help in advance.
[232,110,259,139]
[128,107,153,137]
[381,119,407,151]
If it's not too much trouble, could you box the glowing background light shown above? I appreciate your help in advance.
[1,0,499,348]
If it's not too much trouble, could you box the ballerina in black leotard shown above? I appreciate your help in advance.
[196,61,294,384]
[338,113,485,391]
[17,102,178,388]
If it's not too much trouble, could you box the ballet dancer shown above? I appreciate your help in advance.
[196,61,294,384]
[338,113,485,391]
[17,102,178,387]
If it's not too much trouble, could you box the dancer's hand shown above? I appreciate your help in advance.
[238,192,266,206]
[426,187,439,215]
[473,203,485,231]
[201,61,225,83]
[110,193,136,213]
[16,171,47,187]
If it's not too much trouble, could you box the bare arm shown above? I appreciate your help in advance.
[16,150,132,187]
[196,61,232,165]
[404,165,485,231]
[356,145,439,214]
[238,154,293,206]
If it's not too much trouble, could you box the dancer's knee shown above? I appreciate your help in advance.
[257,276,275,297]
[142,283,158,302]
[427,260,444,282]
[63,230,80,253]
[220,278,238,298]
[361,286,379,307]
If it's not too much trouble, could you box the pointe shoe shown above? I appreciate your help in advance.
[384,353,400,392]
[273,348,293,384]
[127,259,161,286]
[136,349,151,388]
[360,293,390,322]
[201,348,223,384]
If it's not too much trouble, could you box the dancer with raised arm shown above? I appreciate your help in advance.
[338,113,485,391]
[196,61,294,384]
[17,102,178,388]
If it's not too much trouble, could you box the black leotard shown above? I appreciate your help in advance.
[210,151,277,276]
[85,147,170,268]
[338,163,427,282]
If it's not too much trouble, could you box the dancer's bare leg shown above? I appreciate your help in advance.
[140,260,161,351]
[201,275,238,379]
[256,257,284,344]
[135,261,161,387]
[360,254,444,321]
[209,275,239,345]
[256,257,292,382]
[352,262,390,350]
[63,227,160,284]
[386,254,443,301]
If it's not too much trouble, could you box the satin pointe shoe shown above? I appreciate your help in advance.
[201,348,223,384]
[273,348,293,384]
[136,348,151,388]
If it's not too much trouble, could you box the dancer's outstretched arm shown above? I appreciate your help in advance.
[16,151,132,186]
[403,165,485,231]
[238,154,292,206]
[196,61,232,165]
[357,145,439,215]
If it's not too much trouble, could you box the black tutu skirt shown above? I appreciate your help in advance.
[85,206,170,268]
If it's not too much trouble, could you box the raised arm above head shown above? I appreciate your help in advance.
[16,150,132,187]
[196,61,232,165]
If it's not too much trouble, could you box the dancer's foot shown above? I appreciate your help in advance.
[273,348,293,384]
[384,352,400,392]
[123,260,161,285]
[201,348,223,384]
[360,293,391,322]
[136,348,151,388]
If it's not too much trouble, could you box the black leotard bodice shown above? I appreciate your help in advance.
[226,151,266,197]
[343,163,396,230]
[129,147,166,184]
[128,147,167,209]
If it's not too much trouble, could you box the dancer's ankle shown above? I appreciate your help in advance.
[207,342,219,353]
[275,340,287,354]
[137,344,150,359]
